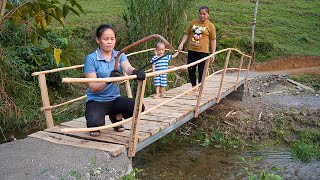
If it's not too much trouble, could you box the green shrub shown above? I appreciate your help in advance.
[290,141,320,162]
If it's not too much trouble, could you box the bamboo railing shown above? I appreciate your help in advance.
[32,35,251,157]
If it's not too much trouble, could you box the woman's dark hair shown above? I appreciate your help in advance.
[96,24,116,38]
[199,6,210,14]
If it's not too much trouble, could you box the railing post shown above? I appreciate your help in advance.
[123,71,133,98]
[38,74,54,128]
[216,50,231,103]
[246,57,252,83]
[195,56,213,118]
[234,54,244,90]
[128,79,146,157]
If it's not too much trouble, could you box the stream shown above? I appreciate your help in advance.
[133,141,320,179]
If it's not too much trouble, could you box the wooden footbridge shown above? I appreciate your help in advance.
[30,35,251,158]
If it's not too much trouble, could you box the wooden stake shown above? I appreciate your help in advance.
[0,0,7,17]
[128,79,146,157]
[195,56,212,118]
[38,74,54,128]
[246,57,252,83]
[235,55,244,90]
[217,50,231,103]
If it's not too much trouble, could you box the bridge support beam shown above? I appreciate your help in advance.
[128,79,146,157]
[217,50,231,103]
[38,74,54,128]
[195,56,212,118]
[235,55,244,90]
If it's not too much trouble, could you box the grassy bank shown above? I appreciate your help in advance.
[63,0,320,62]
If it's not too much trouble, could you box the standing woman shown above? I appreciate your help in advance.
[84,24,145,136]
[178,6,216,92]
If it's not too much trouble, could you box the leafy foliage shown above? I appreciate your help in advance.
[1,0,84,66]
[0,0,85,135]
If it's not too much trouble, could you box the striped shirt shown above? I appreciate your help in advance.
[150,54,173,71]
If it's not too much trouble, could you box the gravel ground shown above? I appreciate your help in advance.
[0,138,132,180]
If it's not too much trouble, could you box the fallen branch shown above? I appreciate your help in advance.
[226,110,235,117]
[188,122,198,127]
[258,112,262,121]
[223,120,235,127]
[231,111,239,115]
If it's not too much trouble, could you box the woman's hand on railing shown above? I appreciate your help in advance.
[110,69,121,78]
[178,44,183,52]
[132,69,146,80]
[210,56,215,63]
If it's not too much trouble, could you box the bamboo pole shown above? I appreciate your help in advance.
[126,48,155,56]
[31,48,248,77]
[235,55,244,90]
[114,34,175,71]
[40,95,87,111]
[31,49,186,77]
[38,74,54,128]
[216,50,231,103]
[128,79,146,157]
[62,48,251,84]
[32,64,84,76]
[0,0,7,17]
[194,56,212,118]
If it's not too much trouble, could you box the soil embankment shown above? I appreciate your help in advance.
[254,56,320,74]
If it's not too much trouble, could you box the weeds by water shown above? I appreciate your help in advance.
[121,168,144,180]
[238,156,283,180]
[290,129,320,162]
[267,111,320,162]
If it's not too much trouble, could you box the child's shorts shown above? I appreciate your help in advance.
[154,74,167,87]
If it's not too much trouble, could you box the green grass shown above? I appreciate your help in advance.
[204,0,320,61]
[61,0,320,62]
[291,140,320,162]
[63,0,124,28]
[291,74,320,91]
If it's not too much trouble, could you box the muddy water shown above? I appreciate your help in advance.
[133,142,320,179]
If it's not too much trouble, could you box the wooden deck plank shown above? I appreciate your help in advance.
[29,131,126,156]
[123,120,169,135]
[45,126,151,146]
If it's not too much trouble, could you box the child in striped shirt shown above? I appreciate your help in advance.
[151,42,179,98]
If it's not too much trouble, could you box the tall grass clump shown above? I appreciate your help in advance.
[122,0,195,96]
